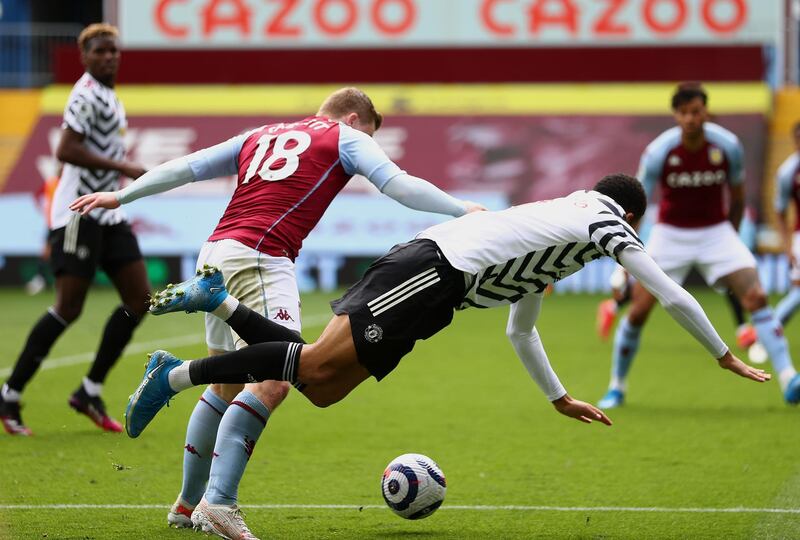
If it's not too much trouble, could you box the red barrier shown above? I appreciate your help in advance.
[53,45,764,84]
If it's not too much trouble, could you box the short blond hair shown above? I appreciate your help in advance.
[318,87,383,130]
[78,23,119,51]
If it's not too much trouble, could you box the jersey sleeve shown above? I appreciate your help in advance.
[62,92,95,136]
[338,125,405,190]
[705,123,745,186]
[725,139,745,186]
[186,133,247,181]
[636,147,662,200]
[775,155,798,213]
[588,215,645,263]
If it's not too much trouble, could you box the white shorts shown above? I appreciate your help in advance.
[197,239,301,352]
[792,232,800,282]
[646,222,756,287]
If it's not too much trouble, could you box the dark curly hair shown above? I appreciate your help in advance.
[671,82,707,110]
[593,174,647,221]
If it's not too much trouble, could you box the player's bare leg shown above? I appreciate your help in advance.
[598,281,658,409]
[69,260,149,433]
[1,274,90,435]
[720,268,800,403]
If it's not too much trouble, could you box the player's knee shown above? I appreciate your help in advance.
[302,388,339,408]
[741,286,767,312]
[301,362,338,386]
[54,304,82,324]
[127,299,150,318]
[211,383,244,403]
[246,380,291,410]
[626,308,649,326]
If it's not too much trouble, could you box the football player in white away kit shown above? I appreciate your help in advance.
[0,23,150,436]
[597,83,800,409]
[119,174,770,539]
[72,87,483,538]
[772,121,800,331]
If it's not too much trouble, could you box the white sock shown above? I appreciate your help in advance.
[779,367,798,393]
[609,376,626,392]
[211,296,240,321]
[1,384,20,402]
[167,363,194,392]
[82,377,103,397]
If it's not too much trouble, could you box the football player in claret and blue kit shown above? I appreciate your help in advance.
[597,83,800,409]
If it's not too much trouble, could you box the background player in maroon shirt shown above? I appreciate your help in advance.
[72,87,485,537]
[596,83,800,410]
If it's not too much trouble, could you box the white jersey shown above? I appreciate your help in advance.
[418,190,644,309]
[51,72,128,229]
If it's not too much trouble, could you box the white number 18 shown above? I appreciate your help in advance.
[243,130,312,183]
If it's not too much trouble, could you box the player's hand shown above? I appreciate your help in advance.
[119,163,147,179]
[717,350,771,382]
[552,394,613,426]
[462,201,488,214]
[69,192,120,215]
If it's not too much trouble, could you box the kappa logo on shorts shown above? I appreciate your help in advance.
[364,324,384,343]
[273,308,295,322]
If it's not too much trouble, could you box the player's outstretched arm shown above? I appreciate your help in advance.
[506,294,612,425]
[69,156,194,215]
[717,350,771,382]
[70,191,120,214]
[552,395,612,425]
[619,247,770,383]
[70,134,246,215]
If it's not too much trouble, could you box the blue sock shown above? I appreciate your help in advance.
[205,390,270,506]
[180,387,229,507]
[775,287,800,326]
[609,317,642,392]
[751,306,797,391]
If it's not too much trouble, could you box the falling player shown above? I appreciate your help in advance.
[121,174,769,538]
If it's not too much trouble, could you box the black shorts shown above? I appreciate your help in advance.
[49,216,143,280]
[331,239,465,381]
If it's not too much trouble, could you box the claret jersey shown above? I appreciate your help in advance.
[418,190,644,309]
[637,122,744,228]
[775,151,800,232]
[186,116,405,260]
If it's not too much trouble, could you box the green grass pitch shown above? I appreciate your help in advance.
[0,287,798,539]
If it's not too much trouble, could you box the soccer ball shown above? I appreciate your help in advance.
[381,453,447,520]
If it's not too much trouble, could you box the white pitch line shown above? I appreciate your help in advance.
[0,313,331,378]
[0,504,799,514]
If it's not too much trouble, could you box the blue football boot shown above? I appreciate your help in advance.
[149,265,228,315]
[125,350,181,438]
[597,388,625,409]
[784,373,800,405]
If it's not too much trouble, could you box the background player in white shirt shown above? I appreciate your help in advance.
[72,87,484,536]
[597,83,800,409]
[0,24,149,436]
[119,174,769,539]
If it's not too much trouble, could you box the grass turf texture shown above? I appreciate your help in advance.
[0,287,798,539]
